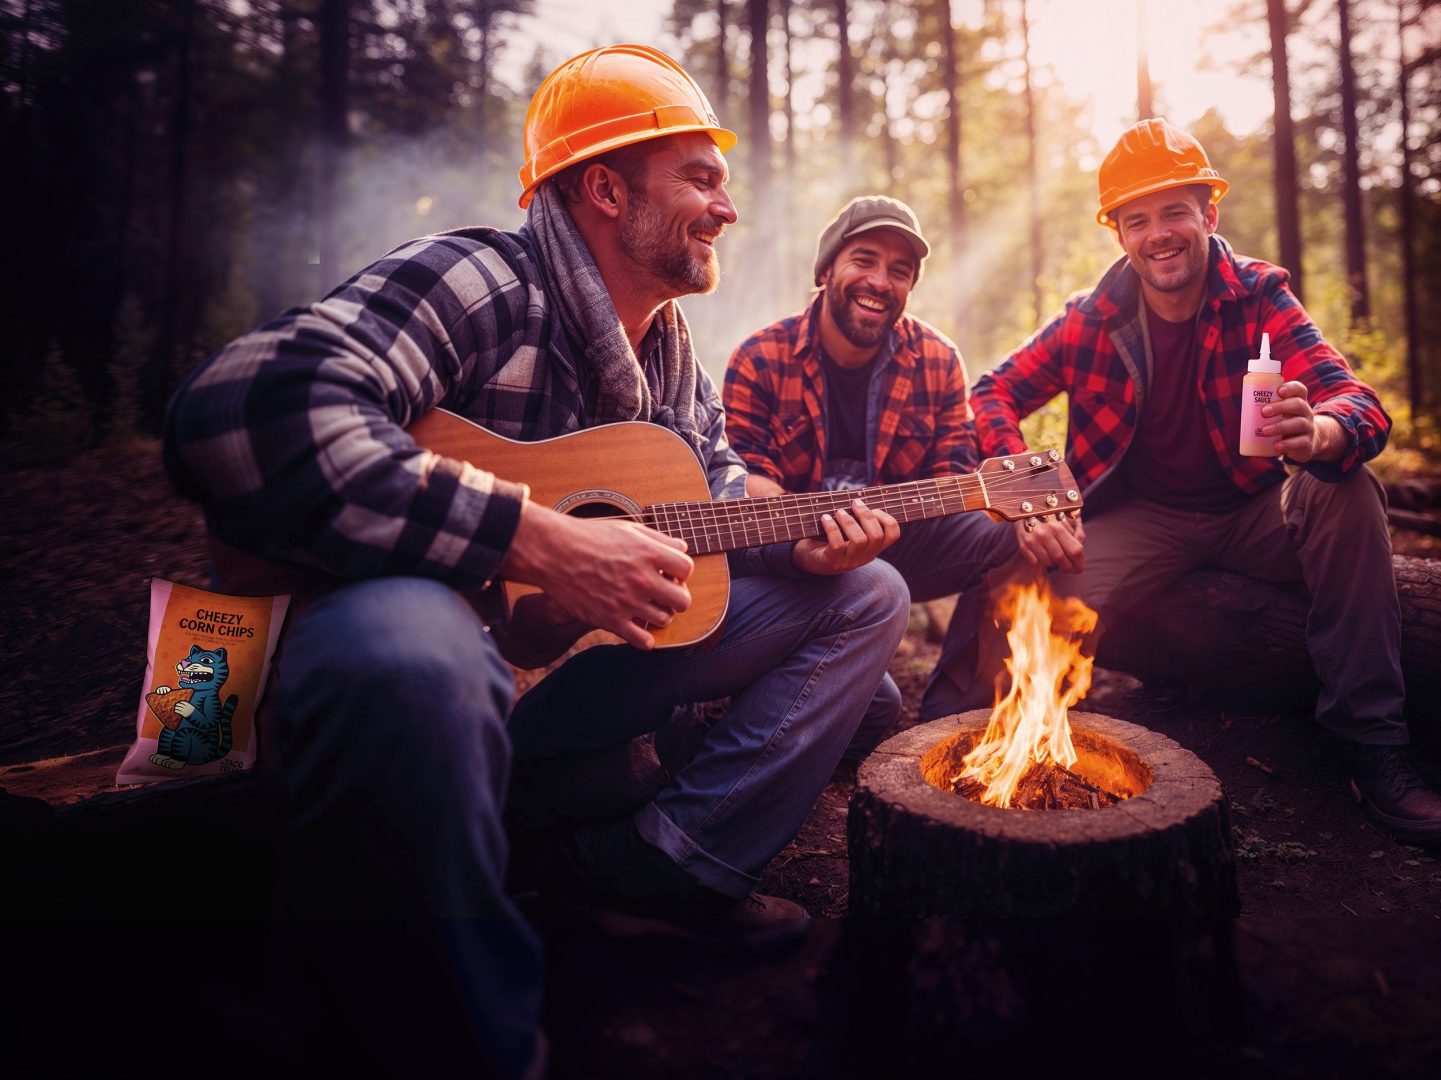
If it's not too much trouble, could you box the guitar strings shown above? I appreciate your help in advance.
[637,460,1077,555]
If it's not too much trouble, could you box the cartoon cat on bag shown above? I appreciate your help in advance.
[148,644,238,770]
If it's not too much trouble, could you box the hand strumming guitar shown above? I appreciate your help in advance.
[498,501,693,653]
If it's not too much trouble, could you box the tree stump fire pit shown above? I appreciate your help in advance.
[848,710,1239,917]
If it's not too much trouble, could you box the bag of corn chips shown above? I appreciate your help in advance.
[117,578,289,785]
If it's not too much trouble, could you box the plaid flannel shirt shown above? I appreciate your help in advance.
[723,294,979,493]
[970,235,1390,498]
[163,225,758,592]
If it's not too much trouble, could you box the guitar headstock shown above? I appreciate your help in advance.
[976,449,1083,528]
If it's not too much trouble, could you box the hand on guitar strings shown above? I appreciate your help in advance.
[792,498,901,576]
[499,502,693,651]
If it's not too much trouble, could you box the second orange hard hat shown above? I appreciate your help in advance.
[517,44,737,209]
[1096,118,1229,227]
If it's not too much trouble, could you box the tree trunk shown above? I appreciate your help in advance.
[477,5,492,144]
[836,0,854,171]
[1095,555,1441,699]
[317,0,350,294]
[836,918,1242,1071]
[1398,0,1421,417]
[780,0,796,178]
[1267,0,1304,301]
[941,0,963,261]
[1337,0,1370,323]
[714,0,729,119]
[1135,0,1153,118]
[148,0,195,425]
[1019,0,1042,324]
[849,712,1239,917]
[747,0,770,192]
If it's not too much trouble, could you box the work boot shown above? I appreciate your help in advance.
[593,888,811,955]
[1350,744,1441,845]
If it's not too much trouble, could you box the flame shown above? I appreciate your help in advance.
[959,579,1098,808]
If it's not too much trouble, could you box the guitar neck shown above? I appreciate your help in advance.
[643,473,989,556]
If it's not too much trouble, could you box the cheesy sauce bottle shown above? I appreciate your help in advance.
[1239,333,1283,457]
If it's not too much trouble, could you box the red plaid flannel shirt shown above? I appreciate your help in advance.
[723,295,978,493]
[971,236,1390,496]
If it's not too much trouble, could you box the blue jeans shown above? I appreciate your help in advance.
[844,511,1017,752]
[508,560,911,897]
[269,576,540,1078]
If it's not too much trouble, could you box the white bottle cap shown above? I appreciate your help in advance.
[1249,332,1281,374]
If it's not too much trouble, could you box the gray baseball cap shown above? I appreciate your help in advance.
[813,195,931,286]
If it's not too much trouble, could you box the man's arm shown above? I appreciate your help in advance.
[164,234,536,591]
[915,328,981,477]
[970,305,1085,572]
[721,335,792,491]
[1255,278,1391,475]
[969,308,1074,459]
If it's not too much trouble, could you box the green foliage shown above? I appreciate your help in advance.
[1018,394,1068,456]
[1,0,1435,471]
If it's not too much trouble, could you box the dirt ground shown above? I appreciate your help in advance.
[4,440,1441,1076]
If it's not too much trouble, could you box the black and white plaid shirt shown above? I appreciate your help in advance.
[163,225,783,591]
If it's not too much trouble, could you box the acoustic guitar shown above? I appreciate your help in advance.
[409,408,1082,651]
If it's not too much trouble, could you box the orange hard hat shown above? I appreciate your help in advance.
[517,43,737,209]
[1095,118,1229,227]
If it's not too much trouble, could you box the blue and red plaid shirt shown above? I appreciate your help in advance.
[162,225,777,592]
[970,235,1390,498]
[723,294,978,493]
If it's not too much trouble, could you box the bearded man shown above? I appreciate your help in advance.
[723,195,1016,757]
[162,45,908,1077]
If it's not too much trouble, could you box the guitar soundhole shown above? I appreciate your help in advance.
[553,488,643,519]
[567,501,626,519]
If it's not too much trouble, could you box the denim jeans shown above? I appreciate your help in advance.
[268,576,541,1078]
[508,559,911,897]
[842,511,1016,750]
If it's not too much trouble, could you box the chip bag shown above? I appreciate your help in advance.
[117,579,290,785]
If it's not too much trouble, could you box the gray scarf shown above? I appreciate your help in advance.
[526,182,705,461]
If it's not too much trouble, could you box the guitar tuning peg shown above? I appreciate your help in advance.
[1023,518,1038,532]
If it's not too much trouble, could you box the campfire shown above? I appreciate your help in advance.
[848,577,1238,918]
[950,579,1119,810]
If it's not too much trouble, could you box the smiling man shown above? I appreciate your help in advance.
[967,118,1441,843]
[163,45,909,1077]
[724,196,1016,757]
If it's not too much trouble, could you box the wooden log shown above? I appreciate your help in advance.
[7,771,280,916]
[1094,555,1441,699]
[848,712,1239,918]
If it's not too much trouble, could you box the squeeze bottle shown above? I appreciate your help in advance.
[1238,332,1283,457]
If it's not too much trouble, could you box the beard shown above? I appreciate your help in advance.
[825,276,904,349]
[1132,238,1209,294]
[619,187,720,296]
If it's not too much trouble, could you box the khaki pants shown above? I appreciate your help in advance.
[927,466,1406,745]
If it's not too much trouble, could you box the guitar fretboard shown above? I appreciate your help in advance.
[643,473,988,555]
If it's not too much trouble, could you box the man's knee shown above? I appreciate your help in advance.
[280,577,513,760]
[839,559,911,628]
[1286,464,1386,519]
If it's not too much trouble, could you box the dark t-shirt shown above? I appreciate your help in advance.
[820,348,873,491]
[1121,302,1248,512]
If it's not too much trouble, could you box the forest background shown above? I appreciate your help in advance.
[1,0,1438,473]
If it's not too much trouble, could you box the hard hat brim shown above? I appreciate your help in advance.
[1097,174,1229,228]
[518,124,738,209]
